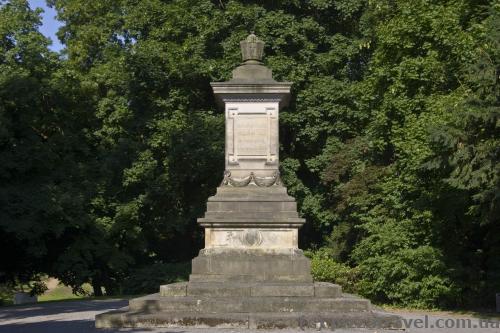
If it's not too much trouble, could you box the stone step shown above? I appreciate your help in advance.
[96,309,403,329]
[188,273,313,283]
[128,293,371,313]
[188,282,315,297]
[160,282,341,298]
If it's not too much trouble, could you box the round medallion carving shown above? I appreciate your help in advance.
[241,230,263,246]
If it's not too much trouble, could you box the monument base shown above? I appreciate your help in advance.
[95,186,402,329]
[96,279,402,329]
[97,249,401,329]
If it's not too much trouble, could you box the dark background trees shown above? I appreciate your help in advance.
[0,0,498,308]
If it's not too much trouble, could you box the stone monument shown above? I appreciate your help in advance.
[96,33,402,330]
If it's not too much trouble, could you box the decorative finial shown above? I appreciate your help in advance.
[240,32,264,63]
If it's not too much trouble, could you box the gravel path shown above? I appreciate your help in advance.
[0,299,498,333]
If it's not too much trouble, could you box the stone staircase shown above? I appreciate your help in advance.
[95,280,402,329]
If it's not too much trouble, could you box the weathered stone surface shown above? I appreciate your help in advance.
[188,273,313,283]
[191,249,312,282]
[188,282,251,297]
[208,185,292,200]
[250,283,314,297]
[96,310,250,329]
[314,282,342,298]
[129,295,370,314]
[13,292,37,305]
[159,282,187,297]
[96,309,402,330]
[171,282,318,298]
[198,186,306,239]
[248,311,403,330]
[232,64,273,82]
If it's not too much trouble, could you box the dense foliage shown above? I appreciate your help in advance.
[0,0,498,308]
[122,262,190,295]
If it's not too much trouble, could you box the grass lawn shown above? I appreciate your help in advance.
[38,283,141,303]
[37,284,91,302]
[1,279,143,307]
[1,280,118,306]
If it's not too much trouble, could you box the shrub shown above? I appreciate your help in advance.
[354,245,459,308]
[306,249,360,293]
[351,219,460,308]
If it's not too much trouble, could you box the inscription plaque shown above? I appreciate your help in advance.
[225,103,279,172]
[235,117,268,156]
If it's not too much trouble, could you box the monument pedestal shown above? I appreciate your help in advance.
[194,186,311,283]
[96,186,402,330]
[96,33,402,330]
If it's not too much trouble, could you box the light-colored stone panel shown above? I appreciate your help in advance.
[205,228,298,249]
[235,116,268,156]
[225,101,280,175]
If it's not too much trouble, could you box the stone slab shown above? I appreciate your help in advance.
[207,186,294,201]
[180,282,318,298]
[314,282,342,298]
[159,282,187,297]
[188,274,313,283]
[187,283,251,297]
[203,212,299,219]
[191,250,312,280]
[160,281,329,301]
[248,311,403,330]
[96,309,402,329]
[207,201,297,212]
[129,293,371,313]
[250,283,314,297]
[96,310,249,329]
[13,292,37,305]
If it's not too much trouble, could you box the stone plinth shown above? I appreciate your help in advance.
[194,185,311,283]
[13,292,37,305]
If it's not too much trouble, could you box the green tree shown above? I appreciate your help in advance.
[322,0,499,308]
[424,3,500,304]
[0,0,86,288]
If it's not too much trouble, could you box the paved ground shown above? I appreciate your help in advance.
[0,299,499,333]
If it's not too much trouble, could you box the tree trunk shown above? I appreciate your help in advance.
[92,281,103,297]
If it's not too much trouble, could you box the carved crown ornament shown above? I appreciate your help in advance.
[240,32,265,63]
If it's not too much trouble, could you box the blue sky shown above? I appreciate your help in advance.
[28,0,63,52]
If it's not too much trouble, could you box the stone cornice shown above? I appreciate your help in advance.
[210,82,292,109]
